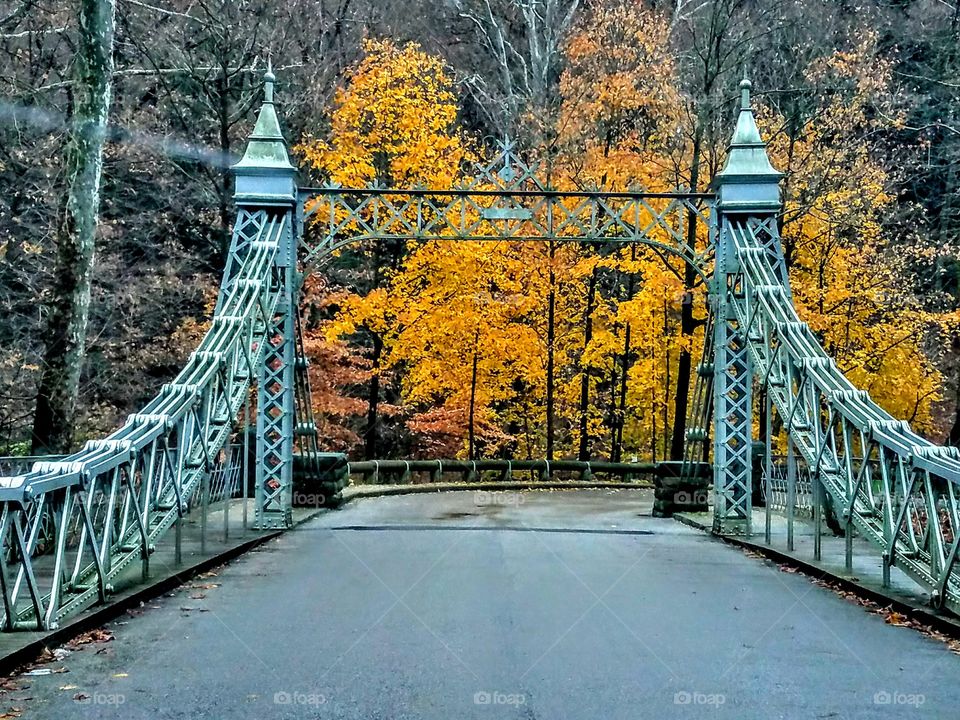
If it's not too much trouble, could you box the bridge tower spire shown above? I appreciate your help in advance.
[230,63,298,529]
[710,75,783,535]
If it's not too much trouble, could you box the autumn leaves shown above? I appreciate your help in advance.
[293,10,952,463]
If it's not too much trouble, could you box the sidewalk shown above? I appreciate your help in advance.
[676,507,960,635]
[0,499,324,674]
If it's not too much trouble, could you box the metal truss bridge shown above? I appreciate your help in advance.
[2,69,960,634]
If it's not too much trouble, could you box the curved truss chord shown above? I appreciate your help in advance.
[298,187,716,279]
[0,210,285,630]
[730,219,960,614]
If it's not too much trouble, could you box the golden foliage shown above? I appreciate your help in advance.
[297,38,470,187]
[299,23,954,459]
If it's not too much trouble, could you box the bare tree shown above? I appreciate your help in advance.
[446,0,580,131]
[31,0,116,453]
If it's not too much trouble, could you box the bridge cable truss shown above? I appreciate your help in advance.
[0,211,286,629]
[732,219,960,614]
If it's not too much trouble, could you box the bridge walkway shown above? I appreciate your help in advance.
[6,490,960,719]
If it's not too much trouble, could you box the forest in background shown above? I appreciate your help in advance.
[1,0,960,463]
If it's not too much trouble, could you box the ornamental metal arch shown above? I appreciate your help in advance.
[297,140,716,286]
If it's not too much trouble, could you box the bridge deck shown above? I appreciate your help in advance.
[8,489,960,719]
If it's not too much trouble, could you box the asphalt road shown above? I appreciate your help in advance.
[8,489,960,719]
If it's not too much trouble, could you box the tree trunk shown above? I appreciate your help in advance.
[613,323,632,463]
[546,239,556,461]
[217,72,232,260]
[31,0,116,454]
[612,257,636,463]
[950,339,960,447]
[576,268,597,460]
[468,328,480,460]
[669,126,703,461]
[364,333,383,460]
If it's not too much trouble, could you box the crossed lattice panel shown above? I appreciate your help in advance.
[712,222,754,533]
[301,188,713,271]
[256,268,294,529]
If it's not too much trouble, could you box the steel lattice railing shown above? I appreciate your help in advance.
[0,211,285,630]
[730,219,960,614]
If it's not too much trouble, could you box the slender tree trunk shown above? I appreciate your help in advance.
[607,364,617,459]
[217,73,232,259]
[32,0,116,454]
[612,256,636,462]
[576,268,597,460]
[468,328,480,460]
[613,323,632,462]
[669,127,703,461]
[950,339,960,447]
[364,333,383,460]
[663,298,670,460]
[546,239,556,461]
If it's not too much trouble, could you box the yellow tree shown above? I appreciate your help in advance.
[763,34,952,434]
[299,38,468,188]
[552,0,700,461]
[297,39,472,458]
[379,240,540,458]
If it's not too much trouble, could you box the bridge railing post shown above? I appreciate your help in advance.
[710,76,783,535]
[232,65,299,530]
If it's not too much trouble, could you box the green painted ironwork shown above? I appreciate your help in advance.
[4,68,960,633]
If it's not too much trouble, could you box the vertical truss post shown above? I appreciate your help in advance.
[710,77,783,535]
[232,66,298,530]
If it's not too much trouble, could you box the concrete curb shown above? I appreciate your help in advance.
[674,513,960,639]
[0,507,326,677]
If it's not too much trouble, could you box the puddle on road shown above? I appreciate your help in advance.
[431,511,477,521]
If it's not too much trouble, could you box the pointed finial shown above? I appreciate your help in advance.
[713,74,782,211]
[263,57,275,104]
[233,58,296,202]
[739,71,752,110]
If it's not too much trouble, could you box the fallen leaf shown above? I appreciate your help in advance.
[32,649,54,664]
[67,628,113,648]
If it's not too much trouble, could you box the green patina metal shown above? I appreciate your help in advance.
[233,67,296,173]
